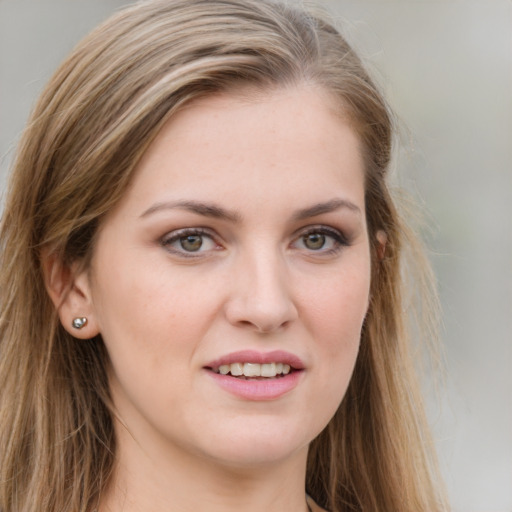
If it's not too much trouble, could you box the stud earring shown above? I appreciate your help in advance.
[72,317,88,330]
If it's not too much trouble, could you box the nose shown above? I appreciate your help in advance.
[224,250,298,334]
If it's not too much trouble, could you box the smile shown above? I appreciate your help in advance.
[205,350,304,400]
[212,362,292,378]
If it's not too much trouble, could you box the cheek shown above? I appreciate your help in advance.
[303,264,370,348]
[91,271,206,415]
[299,257,370,407]
[292,263,370,436]
[90,256,223,375]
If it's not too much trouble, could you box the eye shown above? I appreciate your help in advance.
[161,228,220,256]
[179,234,204,252]
[292,226,348,255]
[302,232,327,250]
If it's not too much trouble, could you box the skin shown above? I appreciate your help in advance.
[55,85,372,512]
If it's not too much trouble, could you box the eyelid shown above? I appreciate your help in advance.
[291,224,350,254]
[159,224,350,258]
[160,227,222,257]
[297,225,349,243]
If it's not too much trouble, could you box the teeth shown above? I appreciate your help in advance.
[230,363,243,376]
[214,362,294,377]
[243,363,260,377]
[261,363,276,377]
[219,365,230,375]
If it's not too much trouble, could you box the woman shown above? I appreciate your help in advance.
[0,1,447,511]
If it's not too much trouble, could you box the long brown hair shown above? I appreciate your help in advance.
[0,1,447,510]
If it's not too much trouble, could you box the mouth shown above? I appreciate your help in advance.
[204,350,305,388]
[208,362,294,379]
[204,351,304,400]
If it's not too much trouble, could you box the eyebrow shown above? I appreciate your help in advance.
[140,197,361,222]
[292,198,362,221]
[140,200,242,222]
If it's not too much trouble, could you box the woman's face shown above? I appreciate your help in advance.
[84,86,371,469]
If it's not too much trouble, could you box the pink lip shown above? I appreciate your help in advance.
[204,350,305,401]
[205,350,305,370]
[206,370,303,401]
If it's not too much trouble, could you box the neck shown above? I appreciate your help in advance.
[99,419,311,512]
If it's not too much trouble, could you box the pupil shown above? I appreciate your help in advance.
[304,233,325,250]
[180,235,202,251]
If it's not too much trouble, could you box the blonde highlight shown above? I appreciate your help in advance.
[0,1,447,510]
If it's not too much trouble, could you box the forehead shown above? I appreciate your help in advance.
[122,85,365,215]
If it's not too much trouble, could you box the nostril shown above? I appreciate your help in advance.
[225,298,297,333]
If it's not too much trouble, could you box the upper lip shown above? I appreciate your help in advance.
[205,350,305,370]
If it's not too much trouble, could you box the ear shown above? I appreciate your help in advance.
[41,250,100,339]
[376,230,387,261]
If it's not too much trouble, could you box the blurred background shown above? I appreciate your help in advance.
[0,0,510,510]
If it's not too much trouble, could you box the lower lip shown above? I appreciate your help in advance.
[206,370,303,401]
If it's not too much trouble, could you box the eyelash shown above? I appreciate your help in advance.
[293,226,349,256]
[160,225,349,258]
[160,228,220,258]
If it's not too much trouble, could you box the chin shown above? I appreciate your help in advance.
[192,418,313,469]
[206,443,307,471]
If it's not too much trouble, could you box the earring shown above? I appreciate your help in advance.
[72,317,88,330]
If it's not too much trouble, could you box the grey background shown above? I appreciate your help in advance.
[0,0,511,510]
